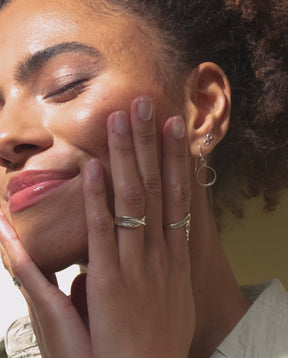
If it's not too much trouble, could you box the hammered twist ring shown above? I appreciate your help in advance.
[115,216,146,229]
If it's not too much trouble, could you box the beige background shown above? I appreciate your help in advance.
[221,190,288,290]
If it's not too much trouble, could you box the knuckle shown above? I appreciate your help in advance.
[119,183,144,207]
[93,214,113,233]
[136,130,155,146]
[88,184,106,199]
[10,256,32,278]
[173,146,188,160]
[87,267,122,293]
[46,290,75,316]
[142,174,161,196]
[113,142,133,157]
[171,182,191,203]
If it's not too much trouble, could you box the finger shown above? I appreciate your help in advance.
[107,111,145,268]
[0,214,92,358]
[0,241,11,273]
[0,237,48,357]
[0,213,47,354]
[29,295,92,358]
[28,304,49,358]
[129,97,163,247]
[0,212,53,301]
[26,277,58,358]
[83,158,118,274]
[162,116,192,262]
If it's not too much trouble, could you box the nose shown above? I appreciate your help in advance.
[0,101,53,168]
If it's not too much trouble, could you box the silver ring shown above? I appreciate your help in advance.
[165,213,191,242]
[13,276,21,289]
[115,216,146,229]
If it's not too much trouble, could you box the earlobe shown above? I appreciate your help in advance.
[184,62,231,158]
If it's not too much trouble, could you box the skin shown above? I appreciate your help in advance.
[0,0,252,357]
[0,0,181,271]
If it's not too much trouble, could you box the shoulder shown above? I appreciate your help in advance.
[212,279,288,358]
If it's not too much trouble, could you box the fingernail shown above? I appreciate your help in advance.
[138,97,153,121]
[172,116,185,139]
[114,111,130,136]
[87,159,102,179]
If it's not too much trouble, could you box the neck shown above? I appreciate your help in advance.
[188,184,252,358]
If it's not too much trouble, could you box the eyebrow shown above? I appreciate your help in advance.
[15,42,103,84]
[0,0,13,11]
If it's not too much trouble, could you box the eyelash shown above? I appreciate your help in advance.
[45,79,87,103]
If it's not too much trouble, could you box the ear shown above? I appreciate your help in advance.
[184,62,231,158]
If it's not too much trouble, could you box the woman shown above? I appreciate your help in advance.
[0,0,287,357]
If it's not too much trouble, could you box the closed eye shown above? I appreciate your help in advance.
[44,79,88,104]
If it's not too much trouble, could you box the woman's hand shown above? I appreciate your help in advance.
[0,216,93,358]
[0,96,195,358]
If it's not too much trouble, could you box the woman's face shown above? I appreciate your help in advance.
[0,0,182,271]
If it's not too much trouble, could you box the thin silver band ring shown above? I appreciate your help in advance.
[13,276,21,289]
[165,213,191,242]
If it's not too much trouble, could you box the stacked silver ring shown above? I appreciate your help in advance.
[115,213,191,242]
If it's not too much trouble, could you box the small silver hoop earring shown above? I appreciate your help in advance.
[195,147,217,187]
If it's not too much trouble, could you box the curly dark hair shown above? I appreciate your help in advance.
[1,0,288,221]
[90,0,288,221]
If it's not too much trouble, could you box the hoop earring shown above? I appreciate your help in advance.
[195,146,217,187]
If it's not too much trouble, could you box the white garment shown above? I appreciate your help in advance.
[2,279,287,358]
[4,316,40,358]
[211,279,288,358]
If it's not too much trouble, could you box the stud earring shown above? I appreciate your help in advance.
[203,133,213,146]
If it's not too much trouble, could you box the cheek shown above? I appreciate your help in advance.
[44,98,109,158]
[17,77,179,272]
[43,70,177,159]
[45,83,133,156]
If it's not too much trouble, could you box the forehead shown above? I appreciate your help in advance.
[0,0,152,70]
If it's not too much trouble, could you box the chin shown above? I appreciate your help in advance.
[34,249,88,273]
[22,228,88,273]
[21,227,88,273]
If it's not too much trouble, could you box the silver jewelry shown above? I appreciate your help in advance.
[13,276,21,289]
[115,216,146,229]
[195,147,217,187]
[165,213,191,242]
[203,133,213,146]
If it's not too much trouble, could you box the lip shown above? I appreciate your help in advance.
[7,169,79,213]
